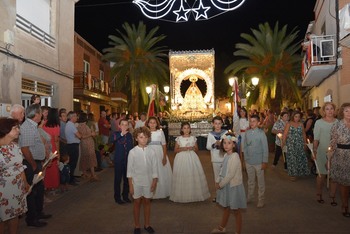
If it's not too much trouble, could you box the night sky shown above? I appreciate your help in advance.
[75,0,316,95]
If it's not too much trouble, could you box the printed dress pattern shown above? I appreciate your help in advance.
[330,121,350,186]
[286,125,310,177]
[0,143,27,222]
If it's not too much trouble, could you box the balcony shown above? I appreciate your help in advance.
[301,34,337,87]
[74,72,111,102]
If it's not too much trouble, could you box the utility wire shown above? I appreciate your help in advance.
[0,45,74,79]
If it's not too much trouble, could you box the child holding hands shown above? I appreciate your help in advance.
[212,133,246,234]
[127,127,158,234]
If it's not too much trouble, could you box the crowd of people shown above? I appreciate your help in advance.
[1,94,350,234]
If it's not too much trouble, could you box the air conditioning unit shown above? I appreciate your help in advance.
[320,39,335,58]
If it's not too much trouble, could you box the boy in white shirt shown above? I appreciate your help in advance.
[127,127,158,234]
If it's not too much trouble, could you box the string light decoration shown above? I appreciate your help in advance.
[133,0,246,22]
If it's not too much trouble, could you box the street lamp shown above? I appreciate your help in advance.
[163,85,170,94]
[251,77,259,86]
[146,86,152,95]
[228,75,260,107]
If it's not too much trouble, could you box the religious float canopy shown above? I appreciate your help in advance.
[168,49,215,136]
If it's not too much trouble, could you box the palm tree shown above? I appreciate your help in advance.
[103,21,169,113]
[225,22,302,110]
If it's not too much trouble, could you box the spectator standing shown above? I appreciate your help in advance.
[98,110,111,145]
[87,113,103,171]
[313,102,338,205]
[10,104,25,123]
[65,111,81,186]
[110,112,118,133]
[243,115,268,208]
[19,104,52,227]
[77,113,98,181]
[42,108,60,192]
[41,106,49,126]
[115,112,126,131]
[135,112,147,128]
[59,108,68,155]
[30,94,41,105]
[0,118,29,233]
[329,103,350,217]
[221,114,232,131]
[263,109,276,152]
[126,113,135,133]
[58,154,70,192]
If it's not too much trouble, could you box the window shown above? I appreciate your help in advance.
[99,70,104,81]
[83,60,90,74]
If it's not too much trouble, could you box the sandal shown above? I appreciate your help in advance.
[316,194,325,204]
[342,206,350,217]
[144,226,155,233]
[330,197,337,206]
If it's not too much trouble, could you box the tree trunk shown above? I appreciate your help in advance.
[130,73,139,114]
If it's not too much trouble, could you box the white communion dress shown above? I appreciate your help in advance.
[170,136,210,203]
[149,129,172,199]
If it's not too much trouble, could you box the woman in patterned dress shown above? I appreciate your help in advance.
[77,113,98,181]
[329,103,350,217]
[282,110,310,181]
[0,118,29,234]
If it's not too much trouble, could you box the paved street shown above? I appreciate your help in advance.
[19,150,350,234]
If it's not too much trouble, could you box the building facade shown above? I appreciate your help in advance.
[302,0,350,110]
[73,33,127,115]
[0,0,77,114]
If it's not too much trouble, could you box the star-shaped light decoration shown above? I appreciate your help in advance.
[134,0,246,22]
[173,3,191,22]
[192,0,211,20]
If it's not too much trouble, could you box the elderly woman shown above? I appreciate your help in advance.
[313,102,338,205]
[0,118,29,234]
[329,103,350,217]
[77,113,98,181]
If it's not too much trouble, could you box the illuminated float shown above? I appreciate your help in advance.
[168,49,215,138]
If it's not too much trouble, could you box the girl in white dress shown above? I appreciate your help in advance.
[170,122,210,203]
[147,117,172,199]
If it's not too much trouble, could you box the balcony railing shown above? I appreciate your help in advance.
[301,34,337,86]
[74,72,110,95]
[16,14,55,48]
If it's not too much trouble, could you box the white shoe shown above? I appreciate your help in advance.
[257,200,264,208]
[211,227,226,233]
